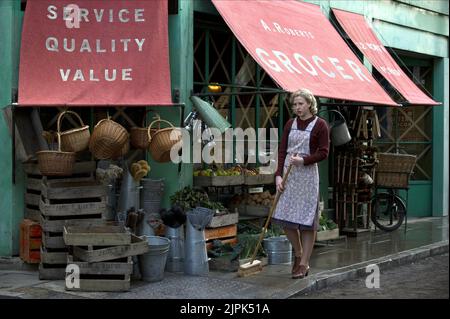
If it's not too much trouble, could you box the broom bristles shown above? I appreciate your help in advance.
[237,260,262,277]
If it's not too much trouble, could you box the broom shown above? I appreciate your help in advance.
[238,163,293,277]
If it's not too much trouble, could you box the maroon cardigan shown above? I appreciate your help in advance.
[275,116,330,177]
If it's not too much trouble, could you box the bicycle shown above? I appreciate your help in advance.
[371,188,406,232]
[370,152,416,232]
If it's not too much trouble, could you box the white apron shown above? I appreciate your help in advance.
[273,117,319,226]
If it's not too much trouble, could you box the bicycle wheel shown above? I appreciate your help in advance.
[371,192,406,231]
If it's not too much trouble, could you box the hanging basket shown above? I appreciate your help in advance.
[111,140,130,159]
[130,110,159,150]
[58,110,90,152]
[36,133,76,176]
[89,117,129,160]
[147,119,182,163]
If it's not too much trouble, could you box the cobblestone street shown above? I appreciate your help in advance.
[293,253,449,299]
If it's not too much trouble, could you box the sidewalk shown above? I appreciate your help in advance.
[0,216,448,299]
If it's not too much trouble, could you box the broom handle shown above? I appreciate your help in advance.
[249,163,293,264]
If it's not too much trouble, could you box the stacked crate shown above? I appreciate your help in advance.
[63,224,149,292]
[205,212,239,250]
[23,161,96,222]
[20,219,42,263]
[39,179,107,280]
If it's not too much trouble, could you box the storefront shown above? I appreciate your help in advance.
[1,0,448,258]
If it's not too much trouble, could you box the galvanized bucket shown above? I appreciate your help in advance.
[165,226,185,272]
[184,218,209,276]
[263,236,292,265]
[139,236,171,282]
[329,110,351,146]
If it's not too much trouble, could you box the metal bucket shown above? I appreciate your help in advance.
[184,218,209,276]
[117,170,140,212]
[139,236,171,282]
[329,110,351,146]
[263,236,292,265]
[140,178,164,207]
[165,226,185,272]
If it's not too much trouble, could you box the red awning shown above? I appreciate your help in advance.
[18,0,172,106]
[211,0,398,106]
[333,8,440,106]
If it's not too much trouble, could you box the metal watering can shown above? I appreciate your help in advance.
[318,110,352,146]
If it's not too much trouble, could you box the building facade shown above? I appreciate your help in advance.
[1,0,448,256]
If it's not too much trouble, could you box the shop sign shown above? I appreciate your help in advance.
[333,9,439,106]
[212,0,397,106]
[19,0,172,106]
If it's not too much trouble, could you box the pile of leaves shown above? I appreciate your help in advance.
[319,214,338,231]
[169,186,225,212]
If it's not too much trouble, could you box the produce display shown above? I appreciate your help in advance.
[193,166,242,177]
[229,191,275,207]
[170,186,226,213]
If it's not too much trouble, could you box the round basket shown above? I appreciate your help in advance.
[112,140,130,159]
[36,133,76,176]
[89,118,128,160]
[130,111,159,150]
[147,119,183,163]
[58,110,90,152]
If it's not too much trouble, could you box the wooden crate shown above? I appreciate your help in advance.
[205,224,237,241]
[39,263,67,280]
[20,219,42,263]
[40,214,104,233]
[40,247,68,264]
[238,204,270,217]
[194,175,244,187]
[65,255,132,292]
[244,174,274,185]
[23,161,96,177]
[71,235,149,263]
[42,232,66,249]
[316,228,340,241]
[206,237,238,250]
[63,224,131,246]
[207,212,239,228]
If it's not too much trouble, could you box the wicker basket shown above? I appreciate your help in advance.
[58,111,90,152]
[89,118,128,160]
[376,153,417,188]
[130,111,159,150]
[111,140,130,159]
[36,133,76,176]
[147,119,182,163]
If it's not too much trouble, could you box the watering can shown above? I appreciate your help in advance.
[319,110,352,146]
[190,96,232,134]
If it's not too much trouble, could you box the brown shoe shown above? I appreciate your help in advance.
[292,264,310,279]
[291,256,302,275]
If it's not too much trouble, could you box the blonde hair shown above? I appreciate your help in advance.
[290,88,318,115]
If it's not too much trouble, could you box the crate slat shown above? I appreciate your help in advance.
[72,235,149,263]
[63,225,131,246]
[25,193,40,206]
[205,224,237,241]
[41,180,107,200]
[40,214,104,233]
[40,198,106,217]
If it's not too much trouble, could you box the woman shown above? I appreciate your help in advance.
[272,88,330,279]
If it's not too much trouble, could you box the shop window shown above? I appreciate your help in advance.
[374,63,434,181]
[193,13,286,163]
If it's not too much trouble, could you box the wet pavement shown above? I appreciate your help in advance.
[0,216,448,299]
[294,253,449,299]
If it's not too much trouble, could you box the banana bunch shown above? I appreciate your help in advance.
[130,160,151,181]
